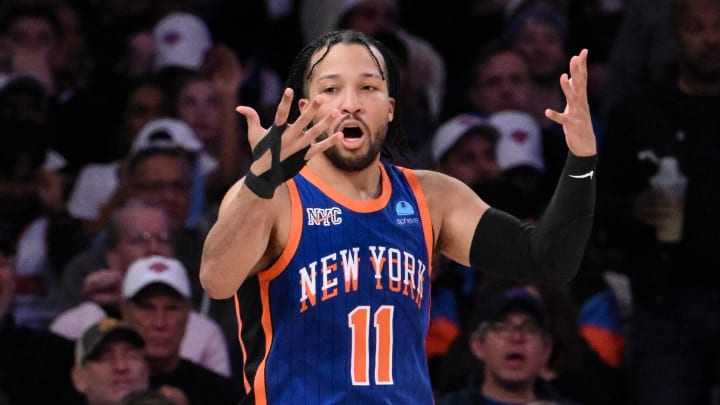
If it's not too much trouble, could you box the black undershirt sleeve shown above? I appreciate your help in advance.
[469,152,597,283]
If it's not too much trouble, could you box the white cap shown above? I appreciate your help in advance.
[153,12,212,71]
[489,110,545,171]
[131,118,203,154]
[43,149,67,171]
[430,114,497,162]
[122,255,191,299]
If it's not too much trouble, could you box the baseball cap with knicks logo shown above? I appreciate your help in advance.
[122,255,191,299]
[489,110,545,171]
[430,114,499,163]
[152,12,212,72]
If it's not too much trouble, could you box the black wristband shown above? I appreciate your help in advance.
[243,123,311,199]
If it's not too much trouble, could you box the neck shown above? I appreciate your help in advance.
[147,354,181,375]
[306,156,383,201]
[481,374,536,404]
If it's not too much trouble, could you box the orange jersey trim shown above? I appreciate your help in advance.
[398,168,434,277]
[233,294,251,393]
[241,180,304,404]
[299,163,392,213]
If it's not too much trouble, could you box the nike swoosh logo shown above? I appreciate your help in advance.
[569,170,594,179]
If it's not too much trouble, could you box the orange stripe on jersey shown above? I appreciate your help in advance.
[250,180,305,404]
[262,180,304,280]
[398,168,434,277]
[299,163,392,212]
[233,293,251,393]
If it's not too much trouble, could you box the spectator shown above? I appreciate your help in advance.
[157,59,248,205]
[430,114,501,187]
[51,199,232,378]
[68,117,208,242]
[121,255,244,404]
[66,75,170,238]
[0,231,83,404]
[436,285,577,405]
[426,114,502,387]
[504,4,581,184]
[71,317,151,405]
[598,0,720,403]
[505,4,570,128]
[488,109,551,210]
[463,41,534,120]
[602,0,675,115]
[57,198,176,311]
[371,28,438,168]
[0,117,87,329]
[0,3,58,93]
[1,2,119,173]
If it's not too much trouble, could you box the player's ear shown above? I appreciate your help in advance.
[298,98,311,112]
[387,97,395,122]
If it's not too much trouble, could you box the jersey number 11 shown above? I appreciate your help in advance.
[348,305,394,385]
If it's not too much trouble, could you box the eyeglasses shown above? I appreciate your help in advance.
[484,321,543,339]
[125,231,172,246]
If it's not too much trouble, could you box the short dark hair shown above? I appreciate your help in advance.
[127,146,194,177]
[469,39,528,88]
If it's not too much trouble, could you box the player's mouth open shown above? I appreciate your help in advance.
[342,126,363,139]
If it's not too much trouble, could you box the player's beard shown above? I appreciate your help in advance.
[318,124,387,172]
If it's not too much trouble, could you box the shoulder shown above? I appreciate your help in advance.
[410,169,478,206]
[187,311,224,336]
[406,169,458,192]
[49,302,104,338]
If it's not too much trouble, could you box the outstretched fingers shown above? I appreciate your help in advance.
[304,110,342,159]
[545,49,589,125]
[566,50,589,104]
[274,88,294,126]
[236,105,261,130]
[292,94,325,132]
[545,48,596,156]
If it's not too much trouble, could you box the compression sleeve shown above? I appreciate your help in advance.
[470,152,597,283]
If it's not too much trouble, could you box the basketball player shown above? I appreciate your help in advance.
[200,30,597,404]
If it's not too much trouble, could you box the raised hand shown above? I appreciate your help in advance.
[544,49,597,157]
[81,269,123,307]
[237,88,341,171]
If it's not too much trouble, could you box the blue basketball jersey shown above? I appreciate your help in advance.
[235,162,435,404]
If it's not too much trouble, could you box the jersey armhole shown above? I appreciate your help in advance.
[398,168,434,278]
[259,180,303,281]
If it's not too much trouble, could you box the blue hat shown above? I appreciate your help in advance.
[481,287,549,330]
